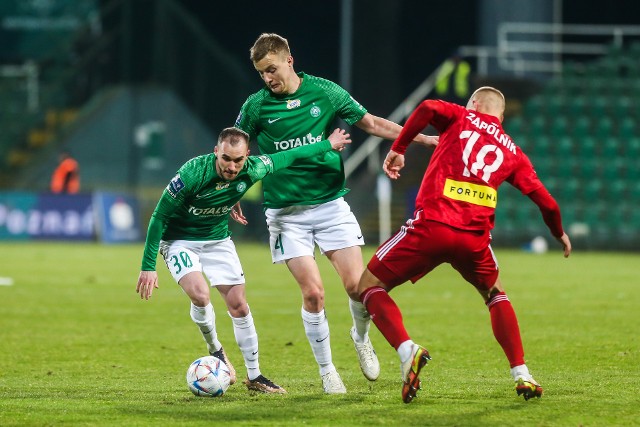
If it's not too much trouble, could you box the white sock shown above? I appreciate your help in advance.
[190,302,221,353]
[511,364,531,380]
[229,309,261,380]
[349,298,371,343]
[397,340,415,364]
[301,307,335,376]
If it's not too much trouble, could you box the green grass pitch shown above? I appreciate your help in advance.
[0,242,638,426]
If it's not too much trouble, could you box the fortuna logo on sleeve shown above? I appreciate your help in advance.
[443,178,497,208]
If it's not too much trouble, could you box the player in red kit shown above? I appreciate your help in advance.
[357,86,572,403]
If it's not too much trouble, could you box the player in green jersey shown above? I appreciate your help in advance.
[136,126,351,395]
[235,33,438,394]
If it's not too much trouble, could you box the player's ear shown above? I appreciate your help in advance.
[214,145,219,154]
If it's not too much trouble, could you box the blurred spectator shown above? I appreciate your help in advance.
[50,151,80,194]
[435,54,471,104]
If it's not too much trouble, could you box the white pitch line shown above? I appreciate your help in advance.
[0,277,14,286]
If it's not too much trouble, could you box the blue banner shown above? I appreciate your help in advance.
[0,192,94,240]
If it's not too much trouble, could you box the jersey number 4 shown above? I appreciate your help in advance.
[460,130,504,183]
[274,234,284,255]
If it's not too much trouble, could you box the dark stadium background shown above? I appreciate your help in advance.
[177,0,639,121]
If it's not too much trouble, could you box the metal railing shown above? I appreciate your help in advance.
[0,62,39,112]
[497,22,640,73]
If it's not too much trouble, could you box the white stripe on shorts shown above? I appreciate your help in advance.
[375,211,420,260]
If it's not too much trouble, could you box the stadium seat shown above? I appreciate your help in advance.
[551,177,580,203]
[594,117,614,140]
[624,137,640,157]
[600,137,620,158]
[628,181,640,200]
[561,61,584,78]
[533,158,554,181]
[505,116,524,135]
[571,116,592,140]
[528,134,551,158]
[625,158,640,180]
[550,117,569,139]
[584,179,604,199]
[567,96,586,118]
[611,96,632,118]
[547,95,565,117]
[617,117,636,140]
[529,115,547,137]
[554,136,574,157]
[524,96,544,117]
[601,157,627,181]
[630,79,640,99]
[576,136,597,157]
[608,179,628,201]
[590,96,609,118]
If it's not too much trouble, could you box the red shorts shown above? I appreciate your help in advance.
[368,212,499,290]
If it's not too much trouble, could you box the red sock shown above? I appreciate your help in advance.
[486,292,525,367]
[360,286,410,350]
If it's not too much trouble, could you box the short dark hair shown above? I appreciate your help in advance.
[250,33,291,63]
[217,127,249,147]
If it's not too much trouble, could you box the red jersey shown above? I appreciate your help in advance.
[392,100,543,231]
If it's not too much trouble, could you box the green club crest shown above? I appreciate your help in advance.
[310,105,321,118]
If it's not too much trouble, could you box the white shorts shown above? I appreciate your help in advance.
[159,238,245,286]
[265,197,364,264]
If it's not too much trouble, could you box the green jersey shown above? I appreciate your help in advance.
[235,72,367,208]
[141,140,333,270]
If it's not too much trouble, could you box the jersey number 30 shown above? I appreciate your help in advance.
[169,251,193,274]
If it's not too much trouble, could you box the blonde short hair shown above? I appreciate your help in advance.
[250,33,291,63]
[467,86,506,112]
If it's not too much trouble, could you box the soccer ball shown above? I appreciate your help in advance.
[186,356,231,397]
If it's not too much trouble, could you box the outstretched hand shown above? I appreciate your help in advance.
[137,270,159,300]
[383,150,405,179]
[557,232,572,258]
[328,128,352,151]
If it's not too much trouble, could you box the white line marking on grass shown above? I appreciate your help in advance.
[0,277,14,286]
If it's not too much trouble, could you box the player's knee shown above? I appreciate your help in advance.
[342,279,360,300]
[302,288,324,308]
[227,302,249,318]
[476,280,504,303]
[190,293,210,307]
